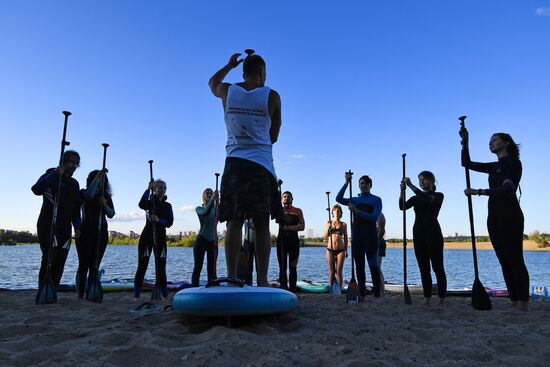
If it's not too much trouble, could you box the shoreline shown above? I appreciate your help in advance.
[1,290,548,366]
[303,240,549,251]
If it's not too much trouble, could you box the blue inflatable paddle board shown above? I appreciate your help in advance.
[173,278,299,316]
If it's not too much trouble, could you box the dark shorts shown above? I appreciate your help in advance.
[219,157,283,222]
[378,239,387,257]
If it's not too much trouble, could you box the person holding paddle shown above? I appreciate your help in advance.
[208,49,283,287]
[336,173,382,299]
[277,191,305,292]
[32,150,82,289]
[324,204,348,290]
[75,169,115,299]
[460,128,529,311]
[400,171,447,306]
[191,188,219,287]
[134,179,173,300]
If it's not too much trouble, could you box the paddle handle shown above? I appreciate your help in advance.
[59,111,71,166]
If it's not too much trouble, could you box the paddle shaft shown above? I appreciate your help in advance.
[48,111,72,271]
[402,154,412,304]
[347,170,355,281]
[326,192,334,250]
[93,144,109,270]
[460,117,481,279]
[214,173,220,273]
[148,160,158,248]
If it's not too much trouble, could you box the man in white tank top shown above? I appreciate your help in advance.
[209,50,282,287]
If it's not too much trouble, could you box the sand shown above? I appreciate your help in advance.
[1,290,549,367]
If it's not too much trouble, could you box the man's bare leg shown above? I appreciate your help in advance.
[253,215,271,286]
[225,219,244,279]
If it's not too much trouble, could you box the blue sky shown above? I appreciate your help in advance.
[1,0,549,239]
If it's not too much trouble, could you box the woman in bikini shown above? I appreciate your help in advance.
[324,204,348,290]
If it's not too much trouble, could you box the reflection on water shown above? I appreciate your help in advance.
[1,245,548,290]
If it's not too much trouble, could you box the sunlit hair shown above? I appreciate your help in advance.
[418,170,437,191]
[493,133,520,158]
[86,170,112,197]
[243,49,265,78]
[332,204,342,218]
[153,179,167,191]
[359,175,372,187]
[202,188,213,205]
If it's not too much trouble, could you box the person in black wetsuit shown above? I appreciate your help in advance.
[276,191,305,292]
[75,170,115,298]
[134,179,173,300]
[32,150,81,289]
[336,173,383,299]
[400,171,447,306]
[191,188,218,287]
[460,128,529,311]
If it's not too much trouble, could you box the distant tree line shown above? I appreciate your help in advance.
[0,229,38,245]
[530,230,550,248]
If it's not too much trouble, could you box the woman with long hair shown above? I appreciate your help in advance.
[191,188,219,287]
[460,128,529,311]
[324,204,348,290]
[75,169,115,299]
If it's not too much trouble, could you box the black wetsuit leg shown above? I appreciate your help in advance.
[287,236,300,292]
[154,241,168,298]
[192,236,206,287]
[488,208,529,301]
[75,234,92,298]
[134,238,152,298]
[353,228,380,297]
[276,237,288,289]
[429,231,447,298]
[413,233,433,298]
[364,232,381,298]
[38,222,72,288]
[352,231,367,297]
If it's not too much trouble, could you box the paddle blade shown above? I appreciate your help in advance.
[36,277,57,305]
[346,279,360,304]
[404,284,412,305]
[330,279,341,296]
[85,279,103,303]
[472,277,492,310]
[151,284,162,300]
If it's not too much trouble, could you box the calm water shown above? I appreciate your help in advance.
[1,245,549,290]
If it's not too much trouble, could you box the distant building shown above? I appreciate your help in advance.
[307,229,314,238]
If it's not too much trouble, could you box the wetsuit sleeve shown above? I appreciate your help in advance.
[158,204,174,228]
[195,198,214,217]
[335,183,350,206]
[104,195,115,219]
[286,209,305,232]
[72,181,81,230]
[138,190,151,210]
[461,147,494,173]
[31,169,57,195]
[356,197,382,222]
[399,196,415,210]
[81,178,100,201]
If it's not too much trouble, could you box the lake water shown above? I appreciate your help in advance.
[1,245,549,290]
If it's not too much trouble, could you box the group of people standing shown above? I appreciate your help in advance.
[32,49,530,311]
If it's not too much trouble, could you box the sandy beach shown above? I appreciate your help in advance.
[1,290,549,367]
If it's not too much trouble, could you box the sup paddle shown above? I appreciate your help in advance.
[149,160,162,301]
[86,143,109,303]
[213,173,220,279]
[36,111,71,305]
[401,154,412,305]
[326,192,339,296]
[237,219,251,282]
[345,170,360,304]
[459,116,492,310]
